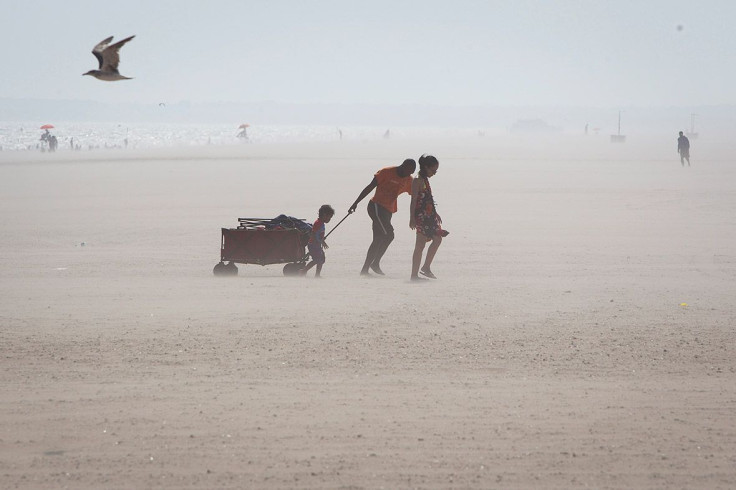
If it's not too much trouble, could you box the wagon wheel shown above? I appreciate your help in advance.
[283,262,303,276]
[213,261,238,276]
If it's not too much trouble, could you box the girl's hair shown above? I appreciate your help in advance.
[418,154,439,176]
[319,204,335,218]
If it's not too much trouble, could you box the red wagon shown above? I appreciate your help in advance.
[213,216,312,276]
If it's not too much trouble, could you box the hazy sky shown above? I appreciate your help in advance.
[1,0,734,107]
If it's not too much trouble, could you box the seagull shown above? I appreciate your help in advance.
[83,35,135,81]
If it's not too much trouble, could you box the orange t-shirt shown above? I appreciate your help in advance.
[370,166,413,213]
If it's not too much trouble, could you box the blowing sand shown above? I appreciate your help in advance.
[1,135,735,489]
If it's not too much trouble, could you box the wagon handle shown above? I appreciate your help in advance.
[324,213,351,240]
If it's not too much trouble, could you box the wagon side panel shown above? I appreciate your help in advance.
[221,228,306,265]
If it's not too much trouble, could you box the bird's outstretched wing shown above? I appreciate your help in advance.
[93,35,135,73]
[91,36,114,69]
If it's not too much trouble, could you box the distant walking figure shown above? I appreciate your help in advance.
[83,35,135,81]
[677,131,691,166]
[349,159,415,276]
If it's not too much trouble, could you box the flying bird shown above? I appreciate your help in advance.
[83,35,135,81]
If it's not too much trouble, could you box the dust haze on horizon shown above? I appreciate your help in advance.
[1,0,734,110]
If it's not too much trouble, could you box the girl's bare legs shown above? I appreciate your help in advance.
[420,235,442,277]
[411,233,427,279]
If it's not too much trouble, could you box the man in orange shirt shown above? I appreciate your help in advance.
[349,159,416,276]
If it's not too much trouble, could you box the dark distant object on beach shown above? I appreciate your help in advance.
[676,24,684,31]
[83,35,135,81]
[610,110,626,143]
[510,119,560,134]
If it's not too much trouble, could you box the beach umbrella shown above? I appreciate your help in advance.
[238,123,250,129]
[40,124,54,129]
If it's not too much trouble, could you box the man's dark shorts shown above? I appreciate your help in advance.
[367,201,394,237]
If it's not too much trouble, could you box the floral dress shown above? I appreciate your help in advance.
[414,176,449,239]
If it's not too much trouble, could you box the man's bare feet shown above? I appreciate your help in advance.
[370,264,385,275]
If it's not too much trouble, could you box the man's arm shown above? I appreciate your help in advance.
[349,177,378,213]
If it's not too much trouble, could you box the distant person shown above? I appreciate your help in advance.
[384,129,390,139]
[677,131,691,166]
[349,158,416,276]
[49,135,58,152]
[302,205,335,278]
[585,123,589,135]
[409,154,449,281]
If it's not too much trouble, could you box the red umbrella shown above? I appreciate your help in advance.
[40,124,54,129]
[238,123,250,129]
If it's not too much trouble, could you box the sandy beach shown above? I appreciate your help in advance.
[1,135,735,489]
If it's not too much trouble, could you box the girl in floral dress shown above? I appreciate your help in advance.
[409,154,449,280]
